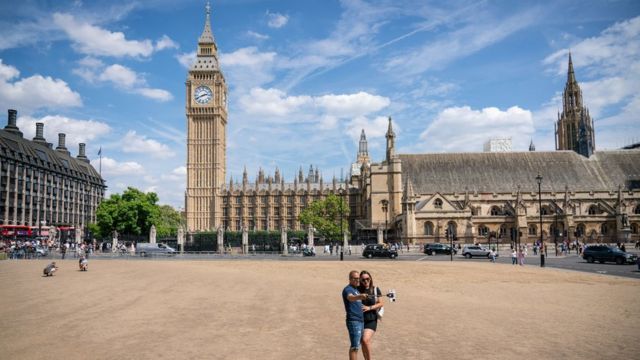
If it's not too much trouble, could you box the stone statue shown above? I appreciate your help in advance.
[622,213,629,228]
[149,225,157,244]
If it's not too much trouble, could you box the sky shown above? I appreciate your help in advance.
[1,0,639,209]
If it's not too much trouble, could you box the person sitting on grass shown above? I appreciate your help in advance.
[43,262,58,276]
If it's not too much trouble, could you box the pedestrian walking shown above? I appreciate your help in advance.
[511,249,517,265]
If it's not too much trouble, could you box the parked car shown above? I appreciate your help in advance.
[461,245,494,259]
[137,243,176,257]
[362,244,398,259]
[582,245,637,265]
[424,243,456,255]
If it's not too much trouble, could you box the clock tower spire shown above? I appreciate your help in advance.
[185,1,228,232]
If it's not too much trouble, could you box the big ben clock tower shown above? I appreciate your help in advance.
[186,2,228,231]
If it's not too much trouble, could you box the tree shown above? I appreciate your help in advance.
[298,194,349,242]
[94,187,161,239]
[156,205,183,237]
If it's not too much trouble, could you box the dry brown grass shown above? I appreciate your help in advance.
[0,259,638,360]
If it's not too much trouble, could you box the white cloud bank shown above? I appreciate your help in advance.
[266,11,289,28]
[16,115,111,149]
[53,13,177,58]
[121,130,175,158]
[0,59,82,114]
[420,106,534,152]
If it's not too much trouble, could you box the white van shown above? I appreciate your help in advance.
[137,243,176,257]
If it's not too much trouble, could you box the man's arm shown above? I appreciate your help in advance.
[346,292,368,302]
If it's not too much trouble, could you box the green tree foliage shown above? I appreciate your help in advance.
[298,194,349,242]
[156,205,183,237]
[95,187,161,238]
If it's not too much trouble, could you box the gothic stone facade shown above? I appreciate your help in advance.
[186,7,640,244]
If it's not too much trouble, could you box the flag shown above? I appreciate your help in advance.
[98,147,102,156]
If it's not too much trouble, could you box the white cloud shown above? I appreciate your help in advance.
[99,64,139,87]
[266,11,289,28]
[384,10,536,77]
[17,115,111,147]
[238,87,391,124]
[239,87,312,117]
[154,35,179,51]
[316,92,390,118]
[0,59,82,113]
[74,61,172,101]
[220,47,278,90]
[91,156,144,176]
[53,12,154,57]
[121,130,175,158]
[345,116,396,142]
[135,88,173,102]
[176,51,196,69]
[419,106,534,152]
[247,31,269,40]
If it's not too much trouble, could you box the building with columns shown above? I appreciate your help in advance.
[185,5,640,245]
[0,109,105,233]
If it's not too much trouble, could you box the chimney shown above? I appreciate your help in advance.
[3,109,23,137]
[56,133,70,154]
[77,143,90,163]
[33,122,47,144]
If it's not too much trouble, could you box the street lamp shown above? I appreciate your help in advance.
[381,199,389,244]
[340,191,344,261]
[448,223,454,262]
[536,174,544,267]
[554,208,558,257]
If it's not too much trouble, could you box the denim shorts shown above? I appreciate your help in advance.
[346,320,364,350]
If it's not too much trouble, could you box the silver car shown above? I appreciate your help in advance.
[461,245,492,258]
[137,243,176,257]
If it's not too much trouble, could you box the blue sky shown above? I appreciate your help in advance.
[1,0,639,208]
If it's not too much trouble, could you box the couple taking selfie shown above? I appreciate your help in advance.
[342,270,384,360]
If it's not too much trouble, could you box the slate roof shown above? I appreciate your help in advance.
[398,150,640,194]
[0,129,104,186]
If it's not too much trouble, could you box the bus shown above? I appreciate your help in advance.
[0,225,35,239]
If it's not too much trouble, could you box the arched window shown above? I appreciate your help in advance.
[478,225,489,236]
[588,205,598,215]
[499,224,507,237]
[576,223,586,237]
[635,205,640,215]
[434,198,443,209]
[528,225,537,235]
[424,222,433,236]
[490,206,502,216]
[600,223,608,235]
[541,206,549,215]
[631,223,638,234]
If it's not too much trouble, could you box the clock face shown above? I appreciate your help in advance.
[194,86,213,104]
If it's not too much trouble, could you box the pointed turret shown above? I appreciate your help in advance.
[556,53,595,157]
[385,116,395,161]
[298,166,304,183]
[529,139,536,151]
[242,166,248,185]
[357,129,370,165]
[191,1,219,71]
[567,52,576,85]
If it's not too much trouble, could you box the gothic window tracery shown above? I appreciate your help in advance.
[424,222,433,236]
[434,198,443,209]
[528,225,537,235]
[478,225,489,236]
[588,205,598,215]
[576,223,586,237]
[490,206,502,216]
[600,223,608,235]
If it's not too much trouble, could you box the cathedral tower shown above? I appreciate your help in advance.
[186,2,228,231]
[555,54,595,157]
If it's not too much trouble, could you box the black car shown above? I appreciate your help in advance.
[362,244,398,259]
[424,243,457,255]
[582,245,637,265]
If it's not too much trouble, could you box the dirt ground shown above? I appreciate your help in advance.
[0,259,638,360]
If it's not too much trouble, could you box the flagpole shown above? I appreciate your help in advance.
[98,147,102,177]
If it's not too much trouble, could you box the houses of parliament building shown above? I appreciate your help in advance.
[185,6,640,245]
